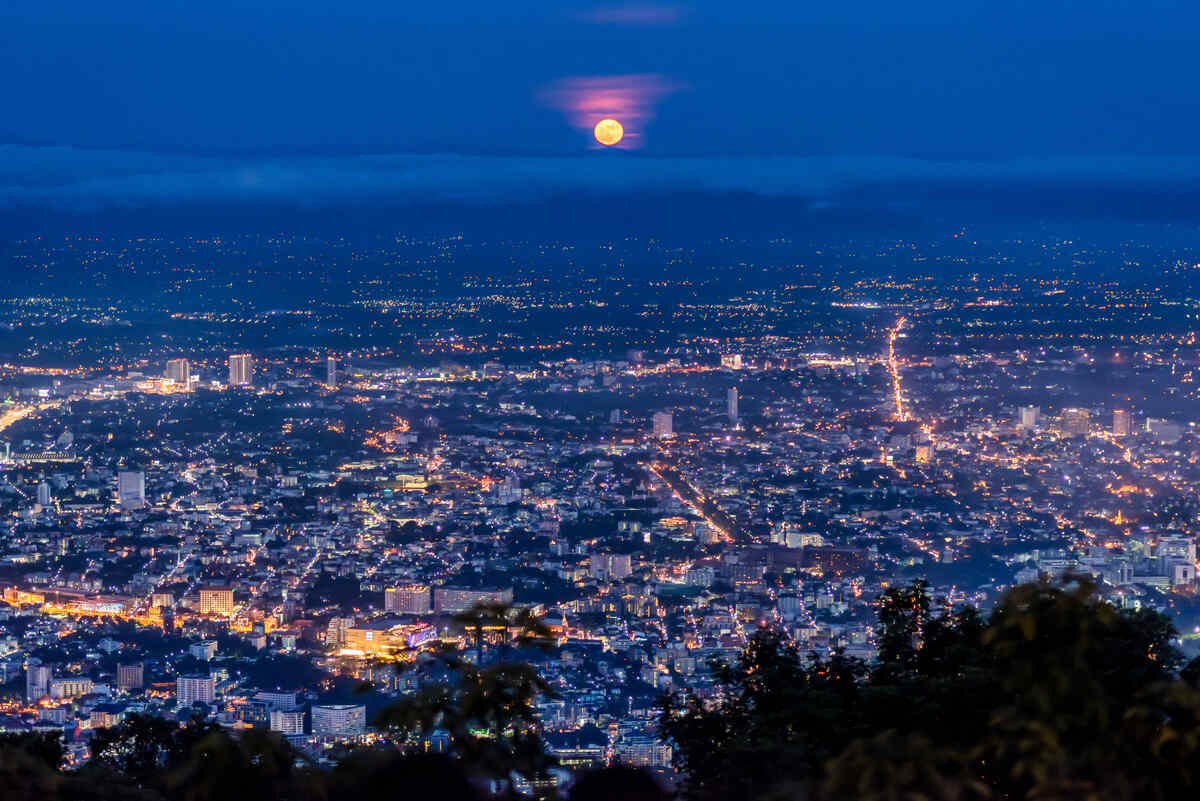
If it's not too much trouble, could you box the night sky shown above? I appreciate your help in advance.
[3,0,1199,220]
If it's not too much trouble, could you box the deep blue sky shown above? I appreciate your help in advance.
[3,0,1199,216]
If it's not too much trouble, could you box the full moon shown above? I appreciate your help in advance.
[593,118,624,146]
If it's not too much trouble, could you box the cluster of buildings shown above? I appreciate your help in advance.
[0,233,1198,783]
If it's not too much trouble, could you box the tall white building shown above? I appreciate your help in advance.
[177,674,216,705]
[228,353,254,386]
[1018,405,1040,430]
[727,387,739,425]
[116,663,144,690]
[325,356,337,386]
[589,552,633,581]
[1061,408,1091,437]
[311,704,366,738]
[26,664,51,701]
[165,358,191,389]
[1113,409,1132,438]
[197,587,235,618]
[384,584,431,614]
[652,412,673,439]
[270,709,305,736]
[432,587,513,614]
[37,482,52,506]
[118,471,145,509]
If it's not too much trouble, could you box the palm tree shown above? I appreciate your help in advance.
[453,602,511,667]
[453,602,556,667]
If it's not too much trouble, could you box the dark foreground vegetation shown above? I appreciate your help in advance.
[662,579,1200,801]
[4,580,1200,801]
[0,721,668,801]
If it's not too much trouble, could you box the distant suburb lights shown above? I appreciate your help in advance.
[542,74,679,150]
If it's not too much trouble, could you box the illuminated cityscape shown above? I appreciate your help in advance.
[0,229,1199,791]
[5,0,1200,795]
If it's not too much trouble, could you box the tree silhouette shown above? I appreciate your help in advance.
[165,728,322,801]
[661,579,1200,801]
[452,601,555,667]
[0,733,64,801]
[379,603,559,795]
[4,581,1200,801]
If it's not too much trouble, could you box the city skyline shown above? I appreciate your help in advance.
[3,1,1200,798]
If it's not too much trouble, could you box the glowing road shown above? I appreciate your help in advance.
[0,402,50,437]
[647,460,740,542]
[888,317,911,422]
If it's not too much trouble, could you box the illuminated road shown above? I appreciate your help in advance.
[0,400,62,439]
[647,460,740,542]
[888,317,911,422]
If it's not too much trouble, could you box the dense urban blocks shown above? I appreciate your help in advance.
[0,232,1199,797]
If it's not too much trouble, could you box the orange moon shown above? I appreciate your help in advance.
[593,118,624,146]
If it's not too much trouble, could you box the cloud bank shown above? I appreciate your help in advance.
[3,144,1200,212]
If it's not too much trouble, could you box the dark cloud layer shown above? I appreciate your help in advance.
[5,145,1200,215]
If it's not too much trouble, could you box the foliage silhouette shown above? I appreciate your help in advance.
[660,579,1200,801]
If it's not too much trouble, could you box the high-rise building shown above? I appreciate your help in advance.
[228,353,254,386]
[116,663,144,691]
[165,358,191,389]
[325,617,355,647]
[727,387,739,425]
[1146,418,1184,444]
[311,704,366,738]
[432,587,514,614]
[384,584,431,615]
[1061,408,1091,437]
[37,482,51,506]
[49,677,94,699]
[1018,405,1040,430]
[589,552,633,581]
[325,356,337,386]
[1113,409,1132,438]
[197,587,235,618]
[26,664,51,701]
[117,471,145,509]
[255,691,299,711]
[652,412,673,439]
[177,674,216,705]
[270,709,305,736]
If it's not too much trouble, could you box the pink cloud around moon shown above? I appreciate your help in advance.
[540,74,681,149]
[577,4,688,26]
